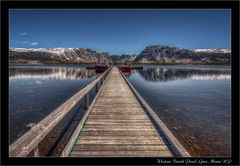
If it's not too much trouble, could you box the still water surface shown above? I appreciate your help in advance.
[9,65,97,144]
[9,65,231,156]
[126,65,231,156]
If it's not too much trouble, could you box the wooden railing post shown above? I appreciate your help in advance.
[33,145,39,157]
[95,82,99,93]
[101,77,103,85]
[84,94,89,110]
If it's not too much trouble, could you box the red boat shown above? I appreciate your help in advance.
[95,65,109,73]
[95,56,109,73]
[119,64,132,73]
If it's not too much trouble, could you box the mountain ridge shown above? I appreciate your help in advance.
[10,48,111,64]
[134,45,230,63]
[9,45,231,64]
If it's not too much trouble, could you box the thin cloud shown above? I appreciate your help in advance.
[22,41,28,44]
[31,42,39,45]
[19,32,27,36]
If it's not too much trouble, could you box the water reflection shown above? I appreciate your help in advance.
[9,65,97,145]
[9,67,96,80]
[127,66,231,156]
[136,67,231,82]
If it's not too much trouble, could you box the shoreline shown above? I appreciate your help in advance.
[9,62,231,66]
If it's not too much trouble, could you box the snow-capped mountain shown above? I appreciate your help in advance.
[9,46,231,64]
[193,48,231,54]
[10,48,111,63]
[110,54,137,63]
[134,45,230,63]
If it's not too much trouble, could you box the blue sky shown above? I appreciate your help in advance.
[9,9,231,55]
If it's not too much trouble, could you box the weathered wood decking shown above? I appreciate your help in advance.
[67,67,173,157]
[10,66,190,157]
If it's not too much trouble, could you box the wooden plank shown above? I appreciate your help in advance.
[70,150,172,157]
[95,99,139,103]
[93,103,141,107]
[80,131,161,137]
[72,144,169,151]
[85,123,153,126]
[87,115,149,120]
[77,136,162,140]
[93,106,143,110]
[84,121,152,125]
[92,107,142,110]
[84,121,152,124]
[76,139,164,145]
[82,126,155,130]
[89,111,144,114]
[82,129,156,132]
[87,114,148,118]
[90,112,146,115]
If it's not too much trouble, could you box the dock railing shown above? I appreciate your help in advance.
[120,70,191,157]
[9,67,112,157]
[60,66,112,157]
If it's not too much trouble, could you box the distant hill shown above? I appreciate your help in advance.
[134,45,230,64]
[9,45,231,65]
[110,54,137,63]
[193,48,230,54]
[9,48,111,64]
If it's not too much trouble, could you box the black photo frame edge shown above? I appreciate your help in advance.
[0,0,239,165]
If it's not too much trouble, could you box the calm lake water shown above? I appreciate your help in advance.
[126,65,231,157]
[9,64,231,157]
[9,64,97,145]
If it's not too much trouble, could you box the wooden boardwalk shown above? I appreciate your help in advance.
[67,67,173,157]
[10,66,190,157]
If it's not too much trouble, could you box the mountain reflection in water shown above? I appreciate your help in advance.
[135,67,231,82]
[9,67,96,80]
[127,66,231,157]
[9,65,97,145]
[9,65,231,156]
